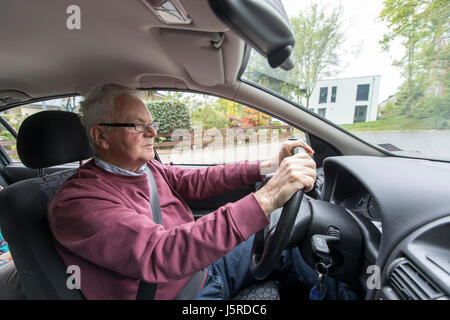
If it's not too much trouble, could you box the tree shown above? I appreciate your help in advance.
[242,4,346,109]
[243,51,294,98]
[191,105,228,130]
[379,0,449,117]
[288,4,345,108]
[147,100,192,135]
[61,97,77,112]
[241,107,272,127]
[214,98,245,127]
[214,98,244,118]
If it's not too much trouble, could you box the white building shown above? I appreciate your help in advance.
[307,75,381,125]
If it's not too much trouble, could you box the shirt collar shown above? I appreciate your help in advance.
[93,156,147,176]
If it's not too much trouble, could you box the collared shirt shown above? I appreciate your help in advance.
[93,155,147,176]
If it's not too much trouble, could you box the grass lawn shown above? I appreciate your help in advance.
[341,116,447,132]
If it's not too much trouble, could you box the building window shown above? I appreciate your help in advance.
[318,108,326,118]
[354,105,368,123]
[331,86,337,103]
[356,84,370,101]
[319,87,328,104]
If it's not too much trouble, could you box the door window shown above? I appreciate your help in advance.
[148,92,303,165]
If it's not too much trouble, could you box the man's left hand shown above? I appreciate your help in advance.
[260,140,315,176]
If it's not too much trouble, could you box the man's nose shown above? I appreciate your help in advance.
[144,125,157,137]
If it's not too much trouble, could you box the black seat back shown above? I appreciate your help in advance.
[0,111,93,299]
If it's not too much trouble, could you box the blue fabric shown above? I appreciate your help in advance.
[0,230,10,268]
[0,231,8,254]
[193,235,358,300]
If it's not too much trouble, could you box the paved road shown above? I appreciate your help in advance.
[353,130,450,160]
[158,131,450,164]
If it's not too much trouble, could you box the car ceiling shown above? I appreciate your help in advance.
[0,0,245,101]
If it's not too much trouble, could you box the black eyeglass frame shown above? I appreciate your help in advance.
[99,121,159,132]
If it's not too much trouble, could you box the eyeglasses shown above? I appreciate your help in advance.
[99,121,159,132]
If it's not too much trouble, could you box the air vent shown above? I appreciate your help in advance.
[388,257,443,300]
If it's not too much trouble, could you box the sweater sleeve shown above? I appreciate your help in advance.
[157,160,264,201]
[47,180,269,284]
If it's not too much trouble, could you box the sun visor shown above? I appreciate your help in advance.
[159,29,226,87]
[208,0,295,70]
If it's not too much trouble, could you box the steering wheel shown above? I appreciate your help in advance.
[249,147,306,280]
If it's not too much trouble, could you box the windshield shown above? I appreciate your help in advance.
[242,0,449,161]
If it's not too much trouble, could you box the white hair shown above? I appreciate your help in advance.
[79,84,144,146]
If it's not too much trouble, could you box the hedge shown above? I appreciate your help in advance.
[146,100,192,135]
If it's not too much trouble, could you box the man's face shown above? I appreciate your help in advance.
[101,93,156,171]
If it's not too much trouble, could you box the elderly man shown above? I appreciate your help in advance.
[48,84,355,300]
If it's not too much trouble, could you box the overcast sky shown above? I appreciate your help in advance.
[283,0,405,103]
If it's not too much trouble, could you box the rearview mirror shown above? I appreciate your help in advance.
[209,0,295,70]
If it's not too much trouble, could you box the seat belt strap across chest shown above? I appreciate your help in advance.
[136,166,161,300]
[136,165,206,300]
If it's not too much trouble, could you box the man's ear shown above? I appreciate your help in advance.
[90,125,110,149]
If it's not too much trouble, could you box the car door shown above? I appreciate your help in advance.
[150,91,312,219]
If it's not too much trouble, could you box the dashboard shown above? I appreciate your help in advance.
[320,156,450,300]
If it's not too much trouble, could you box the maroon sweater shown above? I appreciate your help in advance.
[47,159,269,299]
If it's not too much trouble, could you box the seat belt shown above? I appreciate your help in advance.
[136,165,206,300]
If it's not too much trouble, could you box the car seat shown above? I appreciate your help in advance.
[0,111,92,299]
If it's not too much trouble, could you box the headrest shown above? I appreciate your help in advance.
[17,111,93,169]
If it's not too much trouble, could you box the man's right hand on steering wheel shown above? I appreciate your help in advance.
[254,140,317,216]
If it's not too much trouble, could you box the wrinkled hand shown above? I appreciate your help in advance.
[260,140,315,175]
[256,141,316,216]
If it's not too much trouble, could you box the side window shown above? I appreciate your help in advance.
[0,97,82,163]
[0,120,18,162]
[149,91,303,165]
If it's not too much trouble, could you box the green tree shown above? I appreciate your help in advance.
[146,100,192,135]
[380,0,449,117]
[214,99,244,118]
[213,98,245,127]
[243,4,346,109]
[288,4,345,108]
[191,105,228,130]
[243,51,293,98]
